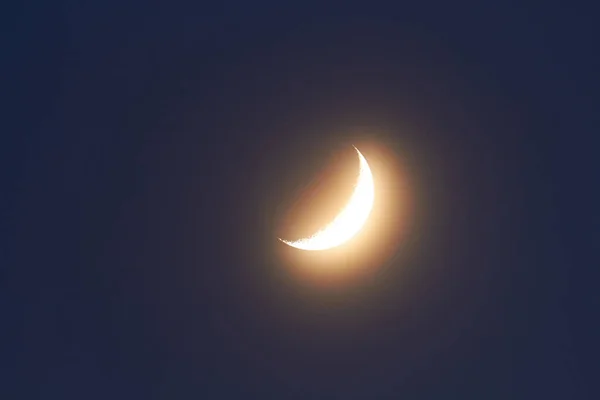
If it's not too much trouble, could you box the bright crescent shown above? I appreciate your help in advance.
[279,146,375,251]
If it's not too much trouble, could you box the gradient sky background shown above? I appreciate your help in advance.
[3,2,598,398]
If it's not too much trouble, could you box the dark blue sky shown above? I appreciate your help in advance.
[3,2,597,398]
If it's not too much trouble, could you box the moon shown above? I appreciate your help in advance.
[279,146,375,251]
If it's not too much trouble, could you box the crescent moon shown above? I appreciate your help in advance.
[279,146,375,251]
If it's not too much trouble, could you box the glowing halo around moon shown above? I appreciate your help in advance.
[273,138,413,286]
[278,146,375,251]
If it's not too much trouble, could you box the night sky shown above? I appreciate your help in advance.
[3,2,598,398]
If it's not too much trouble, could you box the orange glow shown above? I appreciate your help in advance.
[274,139,414,287]
[279,146,374,251]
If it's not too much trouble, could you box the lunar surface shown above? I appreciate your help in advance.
[279,146,375,251]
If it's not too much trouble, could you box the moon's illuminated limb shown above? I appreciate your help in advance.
[279,146,375,251]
